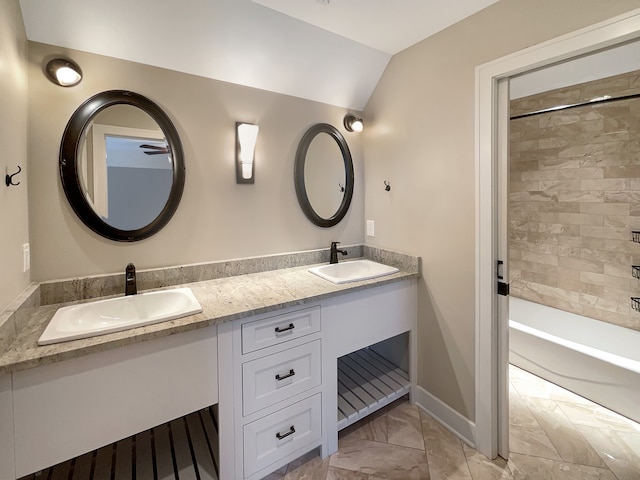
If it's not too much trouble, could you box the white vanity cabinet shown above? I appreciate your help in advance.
[11,326,219,478]
[0,373,15,480]
[217,278,417,479]
[218,305,324,480]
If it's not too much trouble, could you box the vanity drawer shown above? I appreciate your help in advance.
[243,340,321,415]
[243,393,322,478]
[241,306,320,354]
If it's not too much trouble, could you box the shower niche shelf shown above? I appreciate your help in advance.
[337,347,410,431]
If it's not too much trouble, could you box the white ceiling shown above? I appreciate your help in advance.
[252,0,501,55]
[18,0,499,110]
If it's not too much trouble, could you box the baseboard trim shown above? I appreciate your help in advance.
[413,386,476,448]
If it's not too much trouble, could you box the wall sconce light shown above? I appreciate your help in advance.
[236,122,259,184]
[344,114,364,133]
[45,58,83,87]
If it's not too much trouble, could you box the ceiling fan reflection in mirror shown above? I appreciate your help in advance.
[139,143,171,155]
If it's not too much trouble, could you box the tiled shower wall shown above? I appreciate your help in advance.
[509,69,640,332]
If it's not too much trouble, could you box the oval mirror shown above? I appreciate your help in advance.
[294,123,354,228]
[60,90,185,241]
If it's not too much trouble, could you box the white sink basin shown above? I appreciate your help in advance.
[38,287,203,345]
[308,259,399,284]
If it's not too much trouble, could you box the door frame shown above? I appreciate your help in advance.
[474,8,640,458]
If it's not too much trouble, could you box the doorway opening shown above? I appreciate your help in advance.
[475,8,640,459]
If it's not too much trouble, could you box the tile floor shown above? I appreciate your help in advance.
[267,365,640,479]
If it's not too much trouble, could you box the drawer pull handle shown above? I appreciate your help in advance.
[275,369,296,381]
[274,323,295,333]
[276,426,296,440]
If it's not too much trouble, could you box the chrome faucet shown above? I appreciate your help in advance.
[330,242,347,264]
[125,263,137,296]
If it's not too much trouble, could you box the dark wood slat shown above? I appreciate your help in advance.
[212,404,219,428]
[92,444,114,480]
[200,408,220,474]
[113,437,132,480]
[186,411,217,480]
[71,451,94,480]
[169,418,197,480]
[18,407,222,480]
[153,423,176,480]
[49,460,71,480]
[135,430,154,480]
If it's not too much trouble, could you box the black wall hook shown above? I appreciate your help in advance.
[339,183,345,193]
[5,166,21,187]
[384,180,391,191]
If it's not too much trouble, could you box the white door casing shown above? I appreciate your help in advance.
[474,8,640,458]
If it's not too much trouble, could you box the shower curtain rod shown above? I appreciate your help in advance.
[510,91,640,120]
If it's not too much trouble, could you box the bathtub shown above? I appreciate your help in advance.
[509,297,640,424]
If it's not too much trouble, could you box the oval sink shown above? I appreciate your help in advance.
[308,259,399,284]
[38,287,203,345]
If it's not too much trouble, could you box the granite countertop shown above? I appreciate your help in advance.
[0,262,418,375]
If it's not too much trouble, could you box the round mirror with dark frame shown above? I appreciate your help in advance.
[294,123,354,228]
[60,90,185,241]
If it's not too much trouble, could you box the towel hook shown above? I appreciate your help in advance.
[338,183,345,193]
[384,180,391,192]
[5,166,22,187]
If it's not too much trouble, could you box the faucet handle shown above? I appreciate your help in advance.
[331,241,340,248]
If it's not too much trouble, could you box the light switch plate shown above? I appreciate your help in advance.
[366,220,375,237]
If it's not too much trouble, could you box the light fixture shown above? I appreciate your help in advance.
[45,58,83,87]
[344,114,364,133]
[236,122,259,184]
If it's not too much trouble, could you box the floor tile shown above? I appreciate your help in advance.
[329,434,430,479]
[508,452,618,480]
[284,448,330,480]
[326,466,371,479]
[420,410,472,479]
[387,401,425,450]
[577,426,640,480]
[508,382,541,428]
[509,424,562,460]
[556,400,640,433]
[462,444,514,480]
[524,396,607,467]
[509,366,592,405]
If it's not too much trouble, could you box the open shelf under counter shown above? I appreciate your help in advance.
[337,347,411,431]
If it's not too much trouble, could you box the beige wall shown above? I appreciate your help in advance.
[27,42,364,281]
[363,0,640,420]
[0,0,29,313]
[510,70,640,332]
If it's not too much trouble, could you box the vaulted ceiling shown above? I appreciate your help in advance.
[18,0,500,110]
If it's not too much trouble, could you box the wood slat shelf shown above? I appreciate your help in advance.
[19,405,219,480]
[337,347,410,431]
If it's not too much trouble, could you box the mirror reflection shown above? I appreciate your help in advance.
[294,123,354,228]
[303,132,346,219]
[59,90,185,242]
[79,105,173,231]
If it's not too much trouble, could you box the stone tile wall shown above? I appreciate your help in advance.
[509,69,640,332]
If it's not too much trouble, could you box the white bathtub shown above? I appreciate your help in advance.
[509,297,640,424]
